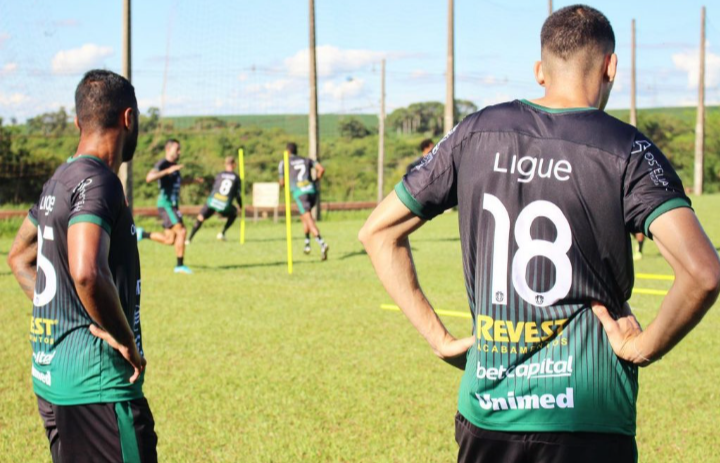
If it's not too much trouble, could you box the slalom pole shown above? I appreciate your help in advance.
[238,148,245,244]
[283,150,293,274]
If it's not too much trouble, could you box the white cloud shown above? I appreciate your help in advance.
[285,45,385,77]
[411,70,429,79]
[244,78,297,95]
[480,92,512,108]
[0,33,9,49]
[238,72,249,82]
[0,92,30,108]
[51,44,114,75]
[0,62,17,76]
[672,48,720,88]
[321,78,365,100]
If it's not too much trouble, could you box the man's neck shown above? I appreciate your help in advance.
[75,132,122,173]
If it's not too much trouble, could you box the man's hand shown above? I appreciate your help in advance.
[434,334,475,369]
[90,324,146,383]
[591,302,651,366]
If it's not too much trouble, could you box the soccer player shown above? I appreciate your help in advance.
[406,138,435,174]
[187,156,242,243]
[7,70,157,462]
[360,5,720,463]
[278,142,329,260]
[137,138,200,274]
[633,233,645,260]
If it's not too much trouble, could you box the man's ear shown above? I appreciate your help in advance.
[605,53,618,83]
[534,61,546,87]
[74,116,81,131]
[123,107,135,131]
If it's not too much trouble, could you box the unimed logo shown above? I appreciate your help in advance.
[476,388,574,411]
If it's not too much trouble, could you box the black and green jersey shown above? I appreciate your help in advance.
[397,100,690,435]
[206,171,241,213]
[28,155,144,405]
[154,158,181,207]
[279,155,316,197]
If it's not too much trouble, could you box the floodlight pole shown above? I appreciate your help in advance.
[119,0,133,211]
[444,0,455,134]
[694,6,706,195]
[548,0,553,16]
[377,59,386,204]
[308,0,321,219]
[630,19,637,127]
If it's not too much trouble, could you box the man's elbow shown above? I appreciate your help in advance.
[71,267,100,290]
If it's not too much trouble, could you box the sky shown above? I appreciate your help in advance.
[1,0,719,122]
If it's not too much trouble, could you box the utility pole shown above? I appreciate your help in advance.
[548,0,553,16]
[630,19,637,127]
[377,59,386,204]
[694,6,706,195]
[308,0,321,218]
[119,0,133,210]
[444,0,454,134]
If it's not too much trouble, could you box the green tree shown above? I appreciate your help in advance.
[338,117,371,139]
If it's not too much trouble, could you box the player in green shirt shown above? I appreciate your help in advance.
[360,5,720,463]
[8,70,157,462]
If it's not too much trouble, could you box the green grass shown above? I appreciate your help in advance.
[1,197,720,462]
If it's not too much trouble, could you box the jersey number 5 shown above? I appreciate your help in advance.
[483,194,572,307]
[34,226,58,307]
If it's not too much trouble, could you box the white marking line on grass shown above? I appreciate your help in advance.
[380,304,471,319]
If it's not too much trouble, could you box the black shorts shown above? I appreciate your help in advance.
[37,395,158,463]
[157,205,184,229]
[455,412,637,463]
[199,204,237,220]
[294,193,317,215]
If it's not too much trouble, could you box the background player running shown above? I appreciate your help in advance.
[137,139,202,274]
[187,156,242,243]
[278,142,329,260]
[7,69,157,462]
[361,5,720,463]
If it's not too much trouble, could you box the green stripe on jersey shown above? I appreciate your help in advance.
[68,214,112,234]
[27,213,38,226]
[115,401,141,463]
[395,181,429,219]
[644,198,692,238]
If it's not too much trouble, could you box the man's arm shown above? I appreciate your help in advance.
[7,217,38,301]
[145,164,182,183]
[68,222,145,382]
[314,162,325,181]
[593,208,720,365]
[359,191,474,370]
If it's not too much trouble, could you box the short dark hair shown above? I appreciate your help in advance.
[541,5,615,60]
[166,138,180,148]
[286,142,297,155]
[419,139,434,151]
[75,69,136,131]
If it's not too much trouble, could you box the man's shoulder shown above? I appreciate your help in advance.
[60,156,119,190]
[155,158,171,170]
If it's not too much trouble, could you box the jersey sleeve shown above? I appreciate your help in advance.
[278,161,284,179]
[623,133,691,238]
[395,123,466,220]
[28,202,39,226]
[152,159,165,171]
[68,172,124,235]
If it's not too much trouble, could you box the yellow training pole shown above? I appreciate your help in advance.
[238,148,245,244]
[283,150,293,274]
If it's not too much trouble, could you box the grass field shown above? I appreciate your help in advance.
[1,198,719,462]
